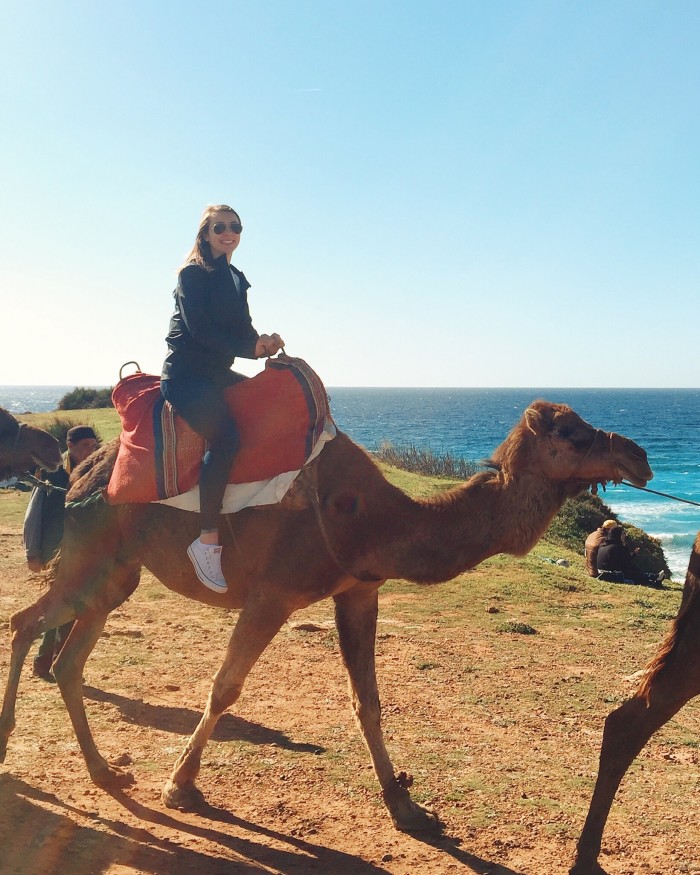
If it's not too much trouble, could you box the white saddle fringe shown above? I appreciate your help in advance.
[155,420,336,513]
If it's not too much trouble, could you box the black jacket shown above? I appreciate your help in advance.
[162,256,259,381]
[596,540,635,577]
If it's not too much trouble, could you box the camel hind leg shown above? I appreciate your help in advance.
[571,568,700,874]
[570,683,699,874]
[0,589,78,762]
[51,593,140,789]
[0,549,141,780]
[334,585,440,832]
[162,592,292,812]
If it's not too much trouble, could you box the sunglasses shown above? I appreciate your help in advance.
[212,221,243,235]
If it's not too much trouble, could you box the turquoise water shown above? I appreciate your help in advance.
[3,384,699,579]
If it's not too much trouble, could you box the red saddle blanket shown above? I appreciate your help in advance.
[106,356,330,505]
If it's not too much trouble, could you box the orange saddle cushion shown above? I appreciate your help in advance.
[106,356,330,504]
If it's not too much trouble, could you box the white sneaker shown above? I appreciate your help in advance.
[187,539,228,593]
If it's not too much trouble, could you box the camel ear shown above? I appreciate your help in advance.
[524,407,542,436]
[524,404,554,436]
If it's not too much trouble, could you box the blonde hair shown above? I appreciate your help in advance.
[180,204,241,272]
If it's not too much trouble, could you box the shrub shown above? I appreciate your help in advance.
[374,442,480,480]
[498,621,538,635]
[546,491,615,551]
[43,416,101,451]
[58,387,113,410]
[546,491,670,578]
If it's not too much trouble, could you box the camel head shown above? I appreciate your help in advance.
[490,400,652,491]
[0,407,62,480]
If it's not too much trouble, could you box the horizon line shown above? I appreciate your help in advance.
[2,384,700,391]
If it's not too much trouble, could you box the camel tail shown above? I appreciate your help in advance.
[637,537,700,703]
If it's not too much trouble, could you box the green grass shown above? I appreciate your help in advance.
[18,408,121,443]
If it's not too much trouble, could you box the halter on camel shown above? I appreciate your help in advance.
[579,429,700,508]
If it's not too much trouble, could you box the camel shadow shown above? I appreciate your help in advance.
[0,773,388,875]
[83,685,324,753]
[52,690,526,875]
[0,773,527,875]
[411,831,527,875]
[0,773,262,875]
[106,785,526,875]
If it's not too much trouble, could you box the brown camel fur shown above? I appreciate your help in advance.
[0,406,62,480]
[0,400,652,833]
[570,533,700,874]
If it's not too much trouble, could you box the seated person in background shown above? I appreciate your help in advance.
[584,519,618,577]
[596,524,664,587]
[23,425,99,680]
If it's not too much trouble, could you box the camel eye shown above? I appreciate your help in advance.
[558,423,591,448]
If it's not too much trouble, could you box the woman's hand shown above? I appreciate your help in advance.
[255,333,285,357]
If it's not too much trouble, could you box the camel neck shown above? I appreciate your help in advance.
[371,470,569,584]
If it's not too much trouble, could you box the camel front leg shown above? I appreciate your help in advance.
[570,668,700,875]
[52,610,135,789]
[334,585,440,833]
[0,594,76,763]
[162,592,291,812]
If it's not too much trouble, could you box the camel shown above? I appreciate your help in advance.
[0,399,652,833]
[0,406,62,480]
[570,532,700,874]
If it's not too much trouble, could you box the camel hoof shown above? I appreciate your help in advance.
[392,800,442,834]
[569,859,608,875]
[0,722,15,763]
[91,763,135,790]
[162,779,207,812]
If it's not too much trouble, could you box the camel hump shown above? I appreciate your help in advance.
[66,439,120,505]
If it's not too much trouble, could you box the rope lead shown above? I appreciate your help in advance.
[622,481,700,509]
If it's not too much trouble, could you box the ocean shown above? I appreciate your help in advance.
[2,385,699,580]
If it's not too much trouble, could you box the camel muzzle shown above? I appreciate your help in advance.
[610,432,652,488]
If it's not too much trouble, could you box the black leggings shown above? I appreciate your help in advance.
[161,374,246,531]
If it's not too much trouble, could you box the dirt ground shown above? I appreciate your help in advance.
[0,525,699,875]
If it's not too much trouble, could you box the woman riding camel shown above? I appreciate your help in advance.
[161,204,284,594]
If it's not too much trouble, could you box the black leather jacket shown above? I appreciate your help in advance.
[162,255,259,381]
[596,540,635,576]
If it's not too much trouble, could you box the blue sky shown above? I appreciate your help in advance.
[2,1,699,387]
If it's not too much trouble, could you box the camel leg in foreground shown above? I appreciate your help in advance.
[571,542,700,875]
[52,608,140,787]
[0,542,141,777]
[161,591,293,811]
[570,682,699,874]
[334,585,440,831]
[0,590,76,757]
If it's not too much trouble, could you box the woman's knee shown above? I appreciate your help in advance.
[212,420,240,453]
